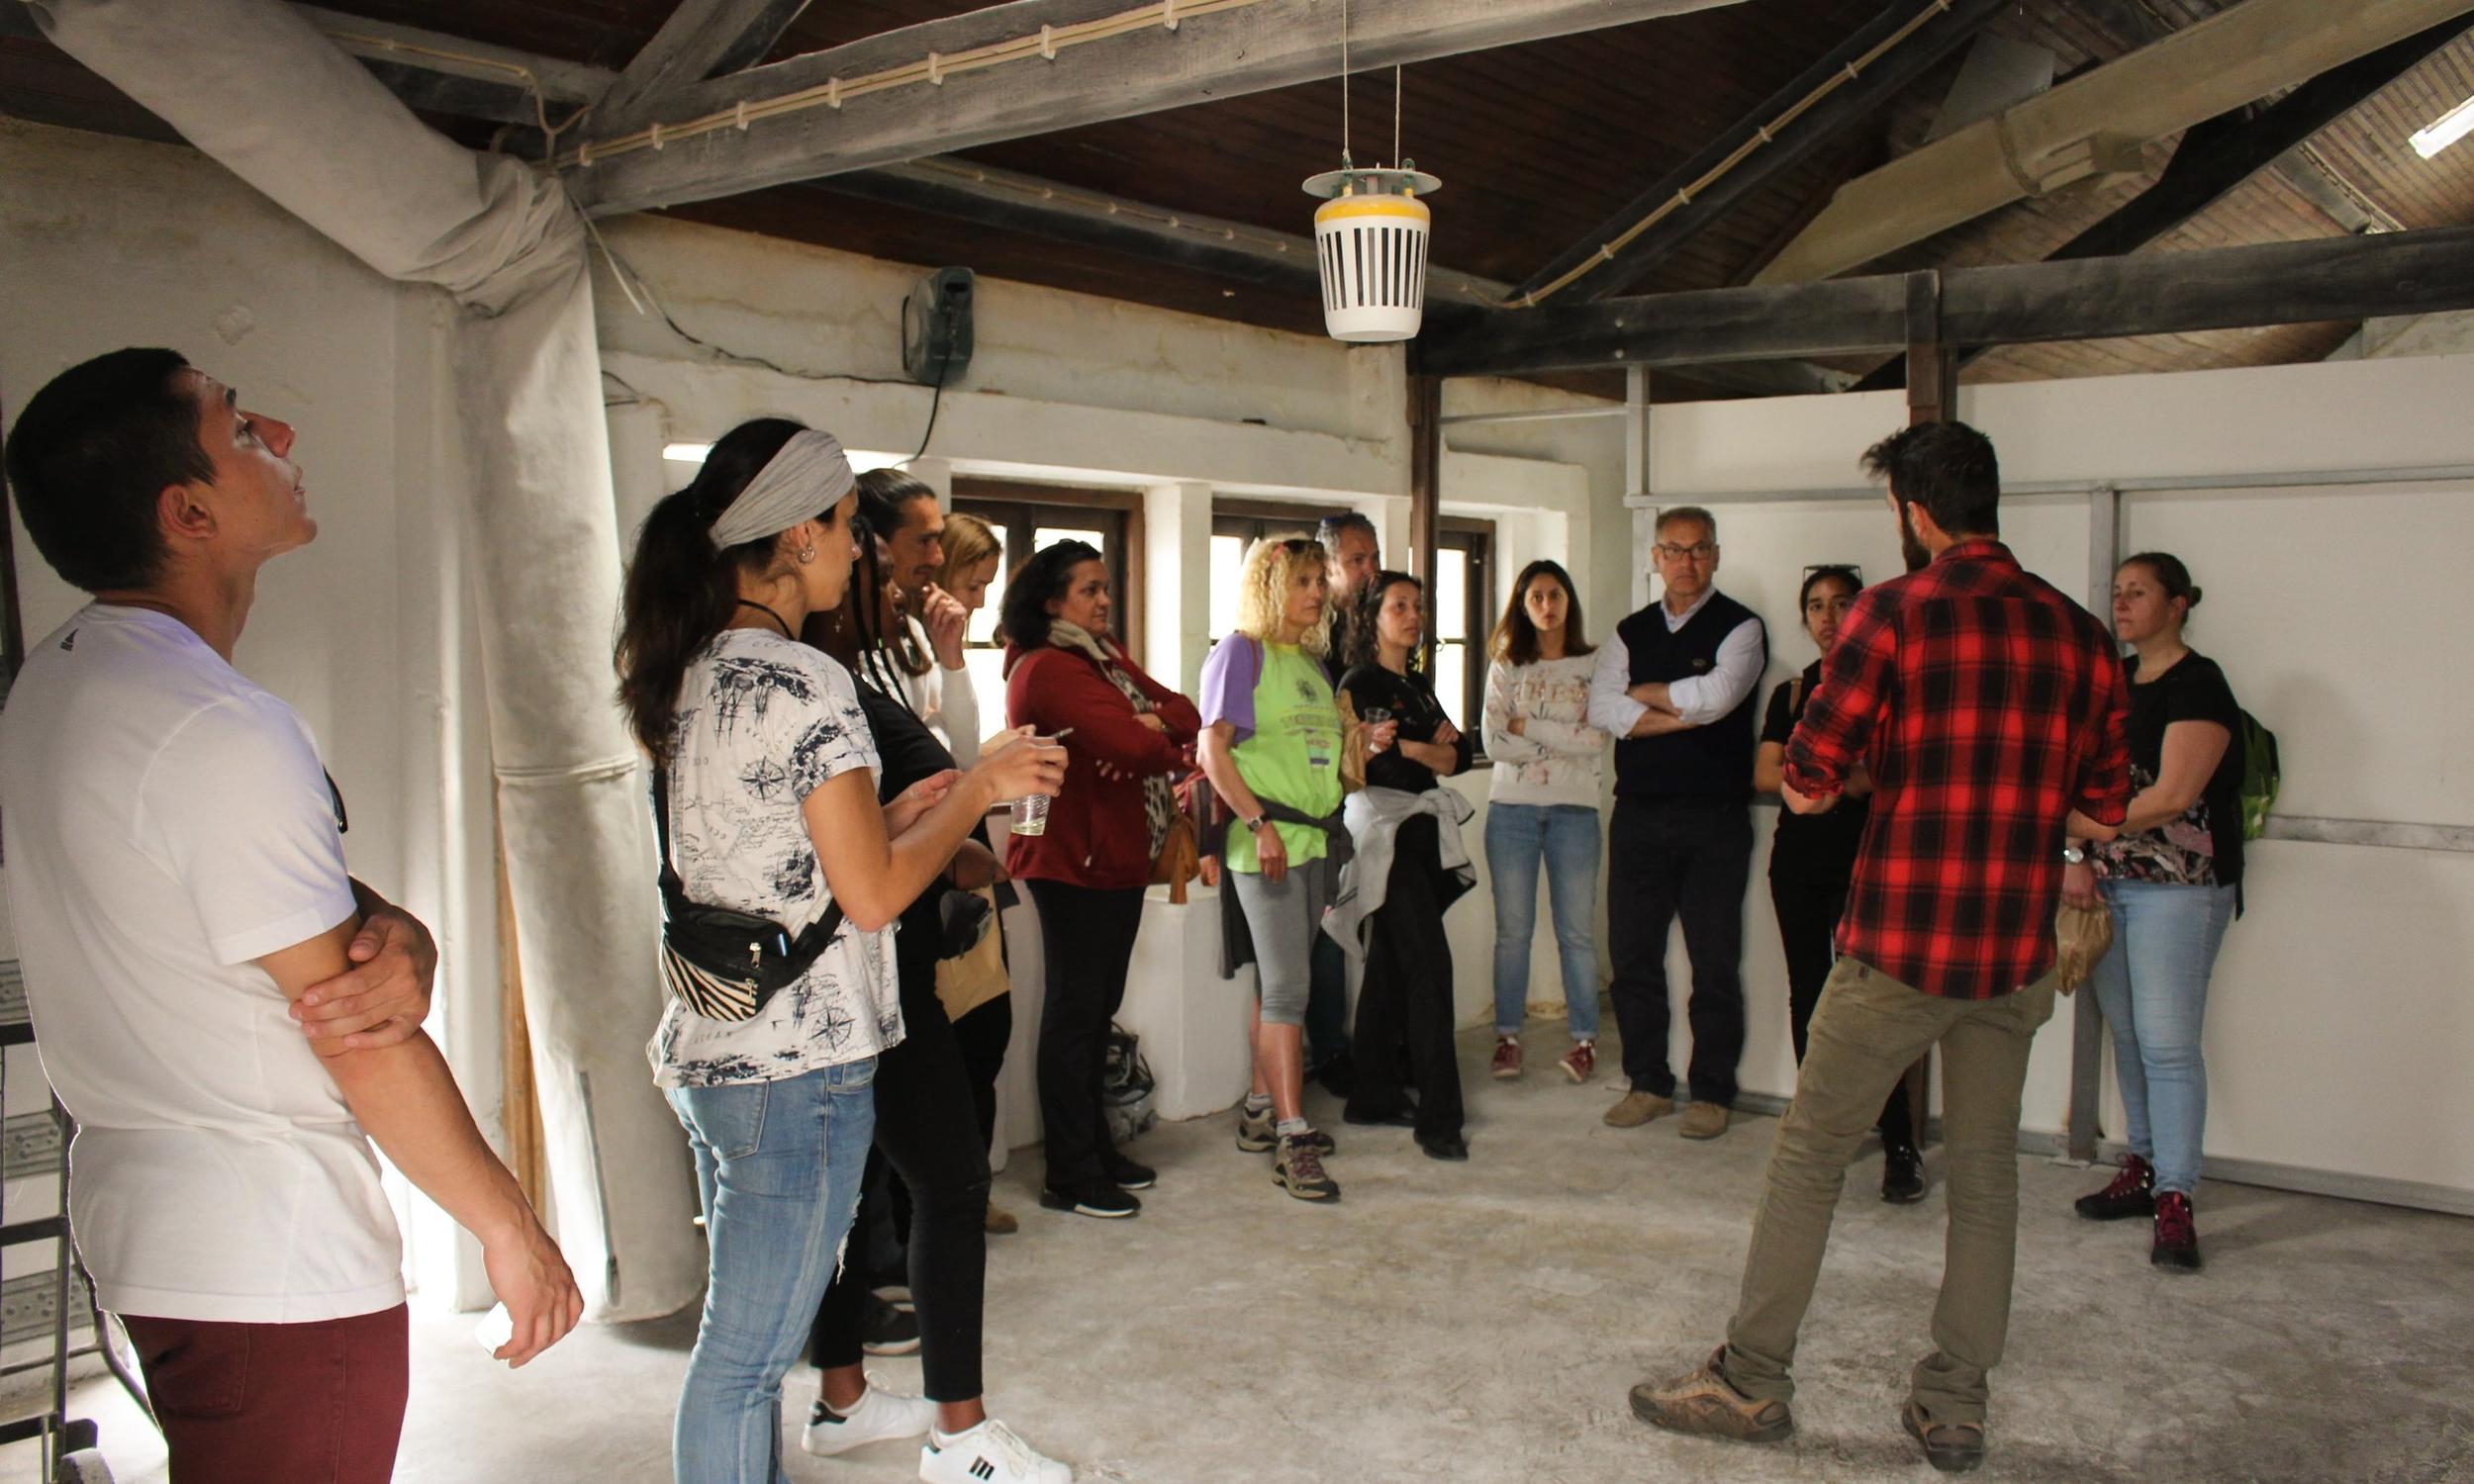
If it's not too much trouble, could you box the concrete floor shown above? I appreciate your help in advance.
[13,1025,2474,1483]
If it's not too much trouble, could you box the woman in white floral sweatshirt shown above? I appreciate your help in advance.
[1479,560,1613,1083]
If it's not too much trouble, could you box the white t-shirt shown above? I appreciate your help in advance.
[648,630,904,1089]
[0,605,401,1324]
[856,616,980,766]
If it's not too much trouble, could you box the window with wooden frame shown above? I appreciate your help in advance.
[1433,517,1495,744]
[951,479,1143,724]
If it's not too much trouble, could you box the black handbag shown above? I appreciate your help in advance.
[653,768,845,1022]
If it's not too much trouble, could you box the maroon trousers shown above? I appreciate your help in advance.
[123,1304,409,1484]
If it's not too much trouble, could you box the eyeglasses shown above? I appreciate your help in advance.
[1801,563,1862,583]
[1654,542,1716,562]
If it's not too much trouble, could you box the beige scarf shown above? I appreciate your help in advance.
[1048,620,1177,858]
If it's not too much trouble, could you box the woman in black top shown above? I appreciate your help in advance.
[2064,552,2244,1272]
[800,530,1075,1482]
[1336,572,1475,1159]
[1755,566,1921,1203]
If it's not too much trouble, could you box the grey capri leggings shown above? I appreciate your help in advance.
[1229,859,1330,1027]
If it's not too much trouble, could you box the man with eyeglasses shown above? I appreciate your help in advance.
[1586,507,1766,1141]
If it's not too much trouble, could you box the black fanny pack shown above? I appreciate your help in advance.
[654,768,845,1022]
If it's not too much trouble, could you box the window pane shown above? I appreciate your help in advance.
[1208,533,1245,638]
[1436,549,1468,640]
[1435,642,1468,732]
[965,533,1009,644]
[964,648,1009,728]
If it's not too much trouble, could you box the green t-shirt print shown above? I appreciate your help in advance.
[1225,642,1344,874]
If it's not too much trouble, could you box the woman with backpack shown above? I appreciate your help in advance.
[613,419,1064,1483]
[2064,551,2247,1272]
[1002,541,1201,1220]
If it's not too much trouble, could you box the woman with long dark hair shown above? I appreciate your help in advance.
[799,513,1075,1482]
[1329,572,1475,1159]
[1000,541,1200,1218]
[613,418,1063,1484]
[1478,559,1609,1084]
[2065,552,2246,1271]
[1755,565,1920,1203]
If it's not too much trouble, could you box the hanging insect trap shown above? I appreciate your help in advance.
[1303,155,1441,343]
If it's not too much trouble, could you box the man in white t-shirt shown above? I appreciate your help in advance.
[0,348,580,1484]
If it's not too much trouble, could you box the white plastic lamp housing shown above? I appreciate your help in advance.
[1304,164,1441,343]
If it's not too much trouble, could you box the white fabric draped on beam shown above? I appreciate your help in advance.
[31,0,700,1321]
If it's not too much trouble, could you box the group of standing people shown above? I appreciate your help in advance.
[0,339,2254,1484]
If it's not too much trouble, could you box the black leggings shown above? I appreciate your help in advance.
[1345,816,1464,1142]
[1769,875,1916,1150]
[951,991,1012,1159]
[1024,879,1146,1191]
[809,951,993,1402]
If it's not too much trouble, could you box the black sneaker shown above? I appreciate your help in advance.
[2074,1154,2155,1221]
[858,1293,920,1355]
[1416,1133,1470,1161]
[1881,1142,1926,1204]
[2150,1191,2202,1271]
[1038,1182,1140,1219]
[1101,1156,1156,1191]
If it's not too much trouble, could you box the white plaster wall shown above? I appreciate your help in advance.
[1647,358,2474,1201]
[0,121,504,1304]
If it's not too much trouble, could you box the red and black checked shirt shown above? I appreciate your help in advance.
[1784,540,2130,1000]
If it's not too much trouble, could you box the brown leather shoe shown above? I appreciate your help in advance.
[1679,1100,1731,1140]
[1630,1348,1793,1443]
[984,1202,1018,1235]
[1603,1089,1674,1128]
[1903,1402,1986,1473]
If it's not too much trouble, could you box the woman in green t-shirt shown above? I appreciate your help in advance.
[1197,537,1395,1203]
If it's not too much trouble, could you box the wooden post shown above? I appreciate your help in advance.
[1407,372,1443,671]
[1905,269,1957,426]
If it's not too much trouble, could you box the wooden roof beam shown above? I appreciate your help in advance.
[1416,226,2474,377]
[1507,0,2009,308]
[1752,0,2474,286]
[593,0,816,136]
[560,0,1754,217]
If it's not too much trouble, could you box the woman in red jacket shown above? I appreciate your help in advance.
[1001,541,1200,1220]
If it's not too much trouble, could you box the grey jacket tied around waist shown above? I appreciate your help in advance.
[1323,786,1476,963]
[1214,798,1349,981]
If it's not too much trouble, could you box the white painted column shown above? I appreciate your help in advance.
[905,455,957,508]
[1143,479,1213,693]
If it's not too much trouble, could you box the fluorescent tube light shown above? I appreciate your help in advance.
[2409,92,2474,159]
[661,441,712,462]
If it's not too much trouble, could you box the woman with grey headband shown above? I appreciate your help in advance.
[614,417,1065,1484]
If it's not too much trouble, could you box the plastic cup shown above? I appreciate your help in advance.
[1011,792,1052,836]
[474,1301,514,1356]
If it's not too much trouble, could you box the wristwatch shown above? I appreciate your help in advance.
[2060,845,2087,866]
[1246,815,1270,834]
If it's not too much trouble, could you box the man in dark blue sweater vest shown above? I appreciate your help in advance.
[1586,508,1767,1140]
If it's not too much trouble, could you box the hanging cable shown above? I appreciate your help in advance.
[1392,63,1402,167]
[1340,0,1351,162]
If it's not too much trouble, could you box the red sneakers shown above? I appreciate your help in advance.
[1559,1041,1596,1083]
[1490,1037,1523,1078]
[2151,1191,2202,1271]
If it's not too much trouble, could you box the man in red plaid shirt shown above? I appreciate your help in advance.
[1635,421,2130,1474]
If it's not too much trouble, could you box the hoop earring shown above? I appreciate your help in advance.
[797,547,817,564]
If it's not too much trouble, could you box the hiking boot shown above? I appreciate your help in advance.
[1903,1402,1986,1474]
[1679,1101,1731,1140]
[1630,1347,1793,1443]
[1235,1103,1277,1152]
[1881,1141,1927,1204]
[1603,1090,1674,1128]
[2075,1154,2155,1221]
[1559,1041,1596,1083]
[1274,1134,1341,1202]
[2150,1191,2202,1271]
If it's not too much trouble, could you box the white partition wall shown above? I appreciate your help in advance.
[1642,356,2474,1211]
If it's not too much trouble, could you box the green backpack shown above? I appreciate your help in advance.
[2236,709,2280,842]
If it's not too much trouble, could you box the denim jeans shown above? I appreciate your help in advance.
[1483,802,1602,1040]
[2090,880,2236,1197]
[668,1059,878,1484]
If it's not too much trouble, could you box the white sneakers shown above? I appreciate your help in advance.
[801,1376,936,1457]
[919,1418,1074,1484]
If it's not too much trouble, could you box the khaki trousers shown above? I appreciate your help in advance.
[1722,956,2057,1427]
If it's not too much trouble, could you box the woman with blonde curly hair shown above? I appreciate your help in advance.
[1196,536,1395,1203]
